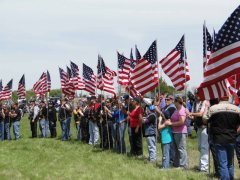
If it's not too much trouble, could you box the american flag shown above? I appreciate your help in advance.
[118,52,131,86]
[212,28,218,45]
[17,74,26,99]
[70,61,85,90]
[202,6,240,86]
[33,72,48,97]
[160,35,190,91]
[203,24,213,72]
[227,74,240,95]
[59,67,75,98]
[198,78,232,100]
[67,66,72,80]
[130,48,138,69]
[0,79,3,100]
[233,74,240,89]
[198,6,240,100]
[135,45,142,61]
[1,79,13,101]
[83,63,96,95]
[126,82,141,97]
[130,40,158,95]
[97,55,116,95]
[47,71,51,92]
[125,49,141,97]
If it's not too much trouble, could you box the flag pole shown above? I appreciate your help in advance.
[99,56,104,151]
[155,39,160,165]
[103,91,111,150]
[117,53,123,154]
[203,21,207,77]
[183,34,187,102]
[203,21,212,179]
[156,39,161,96]
[100,90,104,151]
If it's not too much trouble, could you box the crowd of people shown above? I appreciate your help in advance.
[0,91,240,180]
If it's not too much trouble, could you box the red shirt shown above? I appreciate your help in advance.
[129,106,143,128]
[89,103,100,111]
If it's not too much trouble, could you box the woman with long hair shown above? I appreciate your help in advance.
[165,96,188,169]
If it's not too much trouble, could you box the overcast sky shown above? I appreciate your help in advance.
[0,0,239,93]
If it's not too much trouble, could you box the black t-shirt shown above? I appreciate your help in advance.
[209,111,240,144]
[0,108,4,121]
[39,106,47,119]
[48,107,56,122]
[3,109,10,123]
[11,108,21,121]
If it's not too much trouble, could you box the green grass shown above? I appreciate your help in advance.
[0,116,239,180]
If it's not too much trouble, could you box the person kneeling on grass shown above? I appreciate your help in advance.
[142,104,157,162]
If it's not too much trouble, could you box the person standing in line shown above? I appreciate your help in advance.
[206,96,240,180]
[158,95,176,168]
[9,103,21,140]
[188,90,210,172]
[39,101,48,138]
[102,98,113,149]
[73,104,84,141]
[28,100,39,138]
[128,97,144,157]
[142,104,157,162]
[3,105,11,140]
[81,99,90,143]
[165,96,188,169]
[123,95,135,155]
[58,98,72,141]
[88,96,100,146]
[111,99,126,154]
[0,103,5,141]
[48,101,57,138]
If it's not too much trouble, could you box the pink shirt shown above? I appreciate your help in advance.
[171,106,187,133]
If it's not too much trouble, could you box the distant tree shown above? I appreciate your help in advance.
[155,78,176,95]
[49,89,62,97]
[11,89,62,102]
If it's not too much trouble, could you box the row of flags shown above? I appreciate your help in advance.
[197,5,240,100]
[0,5,239,102]
[0,79,13,101]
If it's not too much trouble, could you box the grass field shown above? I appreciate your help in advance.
[0,116,240,180]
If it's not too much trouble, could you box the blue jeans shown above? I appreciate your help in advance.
[45,119,50,136]
[39,119,47,138]
[146,136,156,161]
[61,119,68,141]
[215,144,234,180]
[162,143,171,168]
[89,121,98,145]
[76,123,82,141]
[197,127,209,171]
[4,122,11,140]
[66,117,71,139]
[0,121,4,141]
[117,122,126,154]
[128,125,133,154]
[172,133,188,168]
[235,135,240,166]
[112,123,117,151]
[186,118,192,136]
[12,121,20,140]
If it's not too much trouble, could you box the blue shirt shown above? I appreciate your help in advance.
[186,102,192,112]
[159,98,166,109]
[161,126,172,144]
[112,109,125,123]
